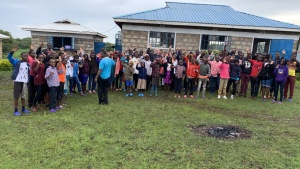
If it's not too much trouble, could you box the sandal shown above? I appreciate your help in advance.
[32,107,38,112]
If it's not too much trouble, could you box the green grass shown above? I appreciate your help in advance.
[0,71,300,169]
[2,49,29,59]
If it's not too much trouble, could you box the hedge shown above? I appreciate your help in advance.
[0,59,13,71]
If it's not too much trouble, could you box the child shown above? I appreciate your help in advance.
[208,55,222,95]
[239,52,252,97]
[8,47,31,116]
[249,54,263,99]
[143,54,152,90]
[162,57,173,97]
[66,55,73,95]
[88,51,98,93]
[184,55,199,98]
[218,57,230,99]
[57,55,66,108]
[136,61,147,96]
[173,59,186,98]
[79,54,90,94]
[273,58,289,104]
[260,55,275,101]
[44,59,60,113]
[150,58,161,96]
[284,52,300,102]
[226,59,241,99]
[31,54,46,111]
[122,60,135,97]
[196,57,210,99]
[71,55,85,96]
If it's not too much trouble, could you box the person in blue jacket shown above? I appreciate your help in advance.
[7,46,31,116]
[136,61,147,97]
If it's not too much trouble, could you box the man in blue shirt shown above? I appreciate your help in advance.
[94,51,115,104]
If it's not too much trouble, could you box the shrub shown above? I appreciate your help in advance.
[0,59,13,71]
[296,73,300,81]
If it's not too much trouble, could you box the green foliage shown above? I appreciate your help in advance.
[105,42,115,52]
[0,59,13,71]
[297,73,300,81]
[0,72,300,168]
[1,30,31,55]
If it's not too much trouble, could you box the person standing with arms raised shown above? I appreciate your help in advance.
[94,51,115,105]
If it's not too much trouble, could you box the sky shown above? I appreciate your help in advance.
[1,0,300,43]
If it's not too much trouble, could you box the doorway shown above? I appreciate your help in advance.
[252,38,271,55]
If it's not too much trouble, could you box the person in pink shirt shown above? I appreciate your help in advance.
[217,57,230,99]
[208,55,222,95]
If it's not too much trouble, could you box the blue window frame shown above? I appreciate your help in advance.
[52,37,73,50]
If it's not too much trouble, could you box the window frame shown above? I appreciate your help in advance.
[200,35,231,51]
[148,31,176,49]
[52,37,74,50]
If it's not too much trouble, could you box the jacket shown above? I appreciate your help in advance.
[136,66,147,79]
[229,63,241,80]
[7,52,30,82]
[260,62,275,80]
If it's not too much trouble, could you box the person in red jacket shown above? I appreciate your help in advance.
[184,54,199,98]
[249,54,263,99]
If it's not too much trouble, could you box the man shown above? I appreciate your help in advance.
[147,44,161,62]
[284,52,300,102]
[94,51,115,105]
[239,51,252,97]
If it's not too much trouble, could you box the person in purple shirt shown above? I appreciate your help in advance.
[273,58,289,104]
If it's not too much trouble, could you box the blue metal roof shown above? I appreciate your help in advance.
[114,2,300,29]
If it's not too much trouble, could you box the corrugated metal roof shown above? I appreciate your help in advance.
[114,2,300,30]
[21,19,107,38]
[0,34,10,39]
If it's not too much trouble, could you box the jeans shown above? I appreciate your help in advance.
[146,75,152,90]
[185,78,195,95]
[68,76,73,94]
[89,74,97,91]
[284,76,296,99]
[49,87,57,110]
[250,77,260,97]
[197,78,208,97]
[28,75,36,107]
[150,85,158,95]
[72,76,82,93]
[115,71,123,89]
[133,74,138,89]
[226,78,237,95]
[274,81,285,102]
[240,73,250,96]
[33,85,44,106]
[57,82,64,102]
[209,76,220,94]
[97,77,109,104]
[174,77,183,94]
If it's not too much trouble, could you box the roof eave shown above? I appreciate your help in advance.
[21,27,107,38]
[0,35,10,39]
[113,18,300,33]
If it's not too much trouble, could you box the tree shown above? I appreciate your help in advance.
[14,37,32,49]
[0,30,14,54]
[105,42,115,52]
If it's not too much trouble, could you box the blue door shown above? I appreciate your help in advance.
[94,42,106,54]
[269,39,294,60]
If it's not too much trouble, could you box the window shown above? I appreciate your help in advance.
[257,42,266,53]
[149,32,175,48]
[52,37,73,50]
[201,35,230,51]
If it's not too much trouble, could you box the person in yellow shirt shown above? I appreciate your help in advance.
[284,53,300,102]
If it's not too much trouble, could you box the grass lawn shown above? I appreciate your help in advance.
[0,71,299,169]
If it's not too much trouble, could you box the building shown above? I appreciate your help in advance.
[21,19,107,54]
[0,34,10,59]
[113,2,300,59]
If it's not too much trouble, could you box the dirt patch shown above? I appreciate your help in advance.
[189,124,251,140]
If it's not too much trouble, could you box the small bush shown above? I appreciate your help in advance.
[0,59,13,71]
[296,73,300,81]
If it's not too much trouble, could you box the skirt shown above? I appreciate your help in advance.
[79,74,89,85]
[164,71,172,84]
[137,79,146,90]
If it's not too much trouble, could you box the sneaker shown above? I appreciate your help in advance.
[195,95,199,99]
[288,98,292,102]
[238,93,242,97]
[174,94,177,98]
[272,100,276,103]
[89,90,92,94]
[14,111,21,116]
[49,109,56,113]
[129,93,133,97]
[126,94,129,97]
[190,95,194,98]
[184,95,187,98]
[178,95,181,98]
[231,95,234,99]
[141,93,144,97]
[92,90,96,93]
[149,94,152,97]
[138,93,141,97]
[123,89,126,92]
[202,95,206,99]
[22,109,31,114]
[223,96,227,99]
[217,95,221,99]
[277,101,282,104]
[135,89,138,92]
[56,107,61,111]
[155,94,158,97]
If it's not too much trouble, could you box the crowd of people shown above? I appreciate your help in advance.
[7,43,300,116]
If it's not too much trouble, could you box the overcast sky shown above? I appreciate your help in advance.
[1,0,300,43]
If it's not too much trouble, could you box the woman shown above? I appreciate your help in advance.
[88,51,98,93]
[79,54,90,94]
[273,58,289,104]
[260,55,275,101]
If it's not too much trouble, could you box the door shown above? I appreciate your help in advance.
[252,38,271,56]
[94,42,106,54]
[269,39,294,60]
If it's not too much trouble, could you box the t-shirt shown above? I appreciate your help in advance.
[15,62,29,83]
[58,64,66,83]
[99,57,115,79]
[32,61,46,85]
[250,60,263,77]
[287,60,300,76]
[131,57,139,74]
[28,56,35,76]
[66,60,74,77]
[175,65,186,78]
